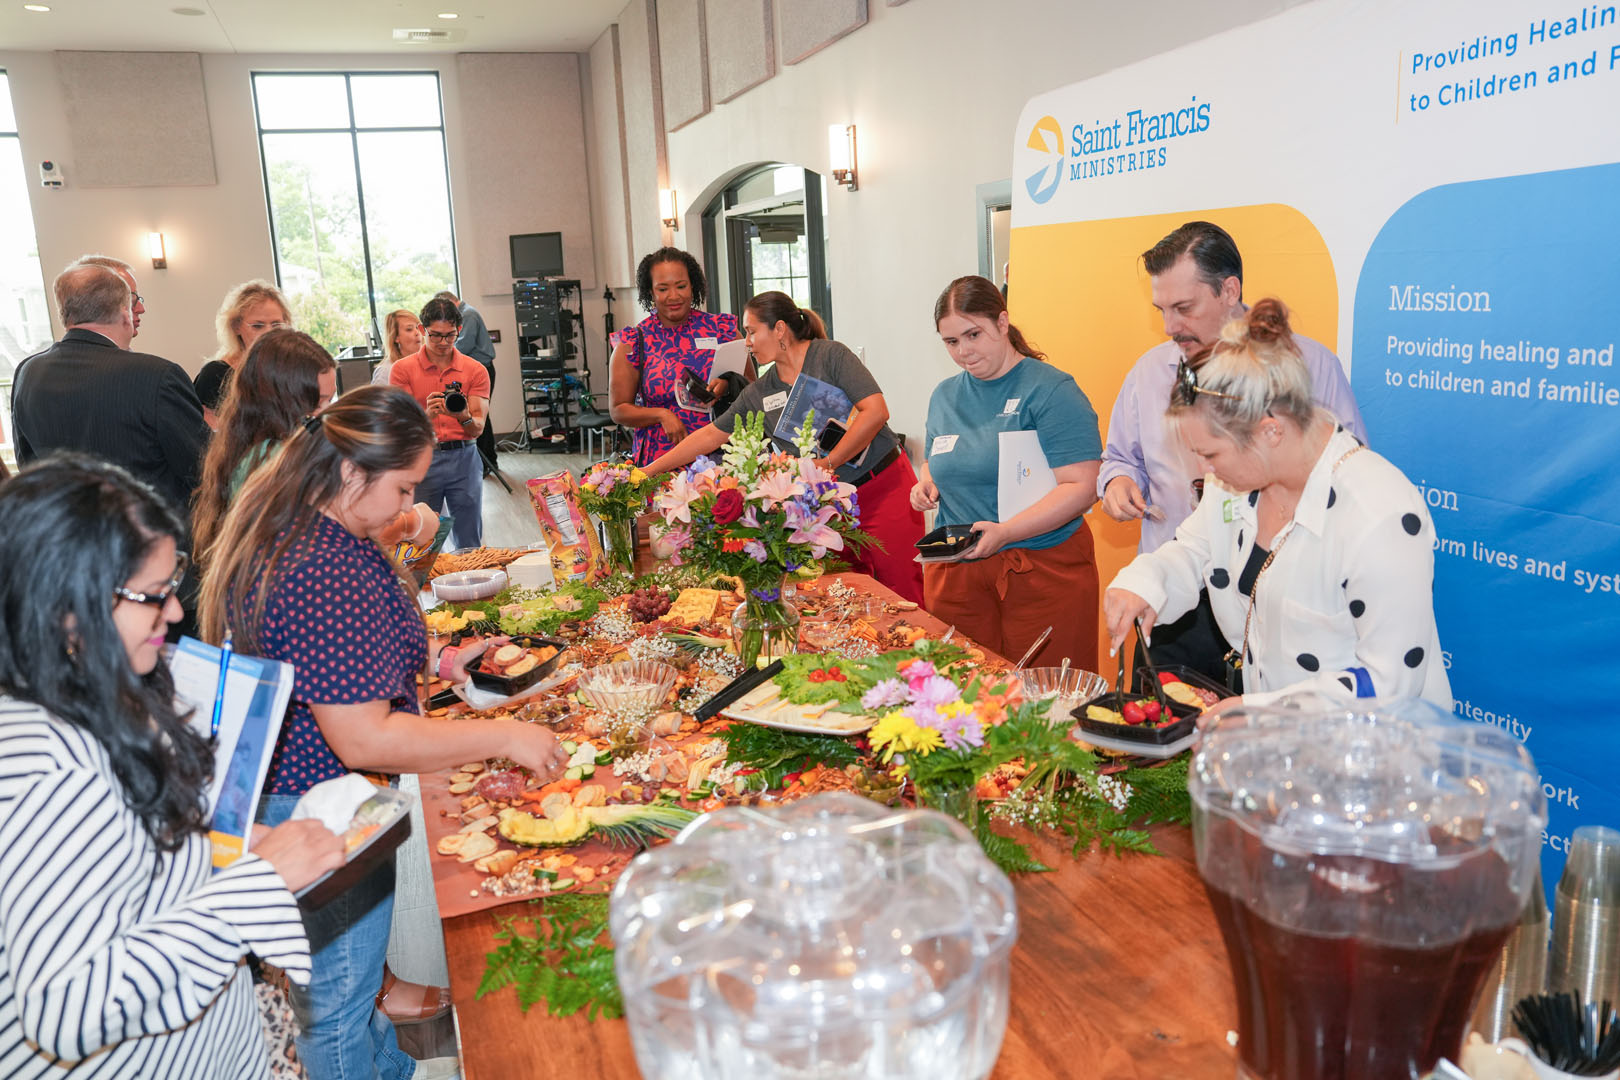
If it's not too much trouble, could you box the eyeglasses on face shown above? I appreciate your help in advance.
[1170,359,1242,407]
[426,331,458,343]
[245,320,289,333]
[113,551,190,608]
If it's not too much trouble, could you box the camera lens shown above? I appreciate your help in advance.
[444,381,467,414]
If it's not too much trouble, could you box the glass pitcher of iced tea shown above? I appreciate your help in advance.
[1189,697,1546,1080]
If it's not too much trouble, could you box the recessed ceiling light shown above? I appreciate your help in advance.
[172,6,207,14]
[23,3,53,12]
[437,11,459,18]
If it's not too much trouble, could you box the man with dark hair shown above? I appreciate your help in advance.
[390,295,490,549]
[12,262,208,516]
[437,287,499,472]
[1097,221,1366,681]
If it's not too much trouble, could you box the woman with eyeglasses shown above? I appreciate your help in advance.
[200,385,568,1080]
[1105,299,1450,708]
[195,280,294,429]
[912,275,1103,669]
[0,455,345,1079]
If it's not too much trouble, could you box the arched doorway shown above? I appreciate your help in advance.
[699,163,832,334]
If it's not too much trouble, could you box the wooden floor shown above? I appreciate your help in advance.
[476,448,596,549]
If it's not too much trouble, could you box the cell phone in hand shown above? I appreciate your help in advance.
[681,368,717,404]
[817,417,847,455]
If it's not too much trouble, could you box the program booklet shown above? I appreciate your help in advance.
[170,637,296,868]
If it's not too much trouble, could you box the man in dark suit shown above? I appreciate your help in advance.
[12,262,209,516]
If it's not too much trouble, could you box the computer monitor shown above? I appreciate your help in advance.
[510,232,564,278]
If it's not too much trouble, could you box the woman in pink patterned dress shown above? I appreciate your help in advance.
[608,247,744,466]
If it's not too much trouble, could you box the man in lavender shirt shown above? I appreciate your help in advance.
[1098,221,1367,681]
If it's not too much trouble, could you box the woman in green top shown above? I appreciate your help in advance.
[192,328,337,563]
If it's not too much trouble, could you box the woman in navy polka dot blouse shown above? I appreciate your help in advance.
[1105,300,1451,710]
[200,386,570,1080]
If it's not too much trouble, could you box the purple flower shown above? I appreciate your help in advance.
[742,539,768,563]
[740,506,761,529]
[910,674,962,709]
[861,678,909,710]
[936,709,984,751]
[750,586,782,603]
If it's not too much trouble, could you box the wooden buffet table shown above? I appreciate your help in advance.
[434,570,1242,1078]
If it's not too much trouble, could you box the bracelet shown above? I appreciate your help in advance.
[436,645,459,680]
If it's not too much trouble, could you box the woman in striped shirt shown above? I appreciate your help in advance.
[0,455,345,1079]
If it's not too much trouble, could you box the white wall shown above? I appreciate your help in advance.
[603,0,1310,444]
[0,49,605,432]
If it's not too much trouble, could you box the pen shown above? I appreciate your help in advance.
[210,630,233,740]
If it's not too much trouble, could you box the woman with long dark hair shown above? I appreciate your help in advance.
[192,328,337,559]
[0,455,343,1078]
[913,275,1103,668]
[200,385,568,1080]
[645,290,925,603]
[608,247,745,466]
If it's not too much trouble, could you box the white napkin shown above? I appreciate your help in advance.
[289,773,378,834]
[452,666,576,710]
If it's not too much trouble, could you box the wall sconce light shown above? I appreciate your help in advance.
[828,124,858,191]
[147,232,167,269]
[659,188,679,230]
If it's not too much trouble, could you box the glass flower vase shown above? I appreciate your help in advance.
[731,579,800,668]
[918,780,982,834]
[596,515,637,577]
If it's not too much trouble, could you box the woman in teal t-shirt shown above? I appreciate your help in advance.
[911,276,1102,669]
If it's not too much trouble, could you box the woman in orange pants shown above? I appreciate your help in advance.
[912,276,1102,669]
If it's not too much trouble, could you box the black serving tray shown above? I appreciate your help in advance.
[296,790,413,909]
[695,658,785,722]
[466,636,566,696]
[914,524,976,559]
[1134,664,1230,707]
[1072,692,1201,746]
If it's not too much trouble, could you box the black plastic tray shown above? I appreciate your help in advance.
[466,635,566,696]
[1135,664,1229,707]
[296,793,413,908]
[1072,692,1200,746]
[914,524,976,558]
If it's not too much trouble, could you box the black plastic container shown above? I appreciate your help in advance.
[914,524,976,559]
[1072,692,1200,746]
[466,635,566,696]
[1134,664,1228,709]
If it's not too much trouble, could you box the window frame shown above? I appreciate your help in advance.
[250,70,460,343]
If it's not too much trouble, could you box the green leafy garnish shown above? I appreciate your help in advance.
[477,894,622,1020]
[718,723,862,789]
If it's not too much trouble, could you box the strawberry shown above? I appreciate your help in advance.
[1142,700,1163,723]
[1157,672,1178,686]
[1122,701,1148,726]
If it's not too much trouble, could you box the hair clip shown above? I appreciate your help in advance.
[301,413,324,434]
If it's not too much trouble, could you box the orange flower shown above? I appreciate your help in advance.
[721,538,749,553]
[718,476,741,490]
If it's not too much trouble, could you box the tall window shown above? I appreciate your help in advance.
[253,72,458,355]
[0,70,53,463]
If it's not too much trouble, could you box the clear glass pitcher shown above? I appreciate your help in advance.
[610,793,1018,1080]
[1189,696,1546,1080]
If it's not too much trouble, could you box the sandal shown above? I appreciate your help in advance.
[376,963,452,1024]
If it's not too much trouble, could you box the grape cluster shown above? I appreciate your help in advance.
[626,587,672,623]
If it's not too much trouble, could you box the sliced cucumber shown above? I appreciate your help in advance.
[579,763,595,778]
[564,765,583,781]
[560,740,579,754]
[552,877,576,890]
[595,750,613,766]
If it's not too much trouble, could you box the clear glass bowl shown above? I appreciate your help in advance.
[1016,666,1109,726]
[576,659,678,713]
[429,568,508,602]
[611,793,1018,1080]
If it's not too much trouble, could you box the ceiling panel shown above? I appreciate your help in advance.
[0,0,622,54]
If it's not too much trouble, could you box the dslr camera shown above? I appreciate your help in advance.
[443,380,467,414]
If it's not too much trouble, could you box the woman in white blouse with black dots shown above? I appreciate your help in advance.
[0,456,344,1079]
[1104,299,1451,709]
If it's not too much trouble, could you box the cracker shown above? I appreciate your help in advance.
[456,832,498,863]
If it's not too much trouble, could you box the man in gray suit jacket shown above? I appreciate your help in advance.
[12,262,209,516]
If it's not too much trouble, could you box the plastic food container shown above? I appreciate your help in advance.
[611,793,1018,1080]
[576,660,677,713]
[430,568,507,603]
[1016,666,1109,726]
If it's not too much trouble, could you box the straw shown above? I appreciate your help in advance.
[1511,989,1620,1074]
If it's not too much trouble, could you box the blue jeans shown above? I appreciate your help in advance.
[259,793,417,1080]
[416,442,483,550]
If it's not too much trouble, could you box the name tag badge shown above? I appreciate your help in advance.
[931,434,959,454]
[1222,499,1235,523]
[696,336,719,350]
[1002,397,1021,414]
[762,391,790,412]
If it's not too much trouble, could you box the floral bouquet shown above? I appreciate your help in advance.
[577,461,665,575]
[652,412,870,666]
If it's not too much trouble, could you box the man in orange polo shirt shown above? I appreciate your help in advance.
[390,295,491,549]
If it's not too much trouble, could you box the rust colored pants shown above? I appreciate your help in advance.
[845,452,926,605]
[923,519,1099,671]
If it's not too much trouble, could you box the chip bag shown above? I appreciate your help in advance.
[526,472,605,583]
